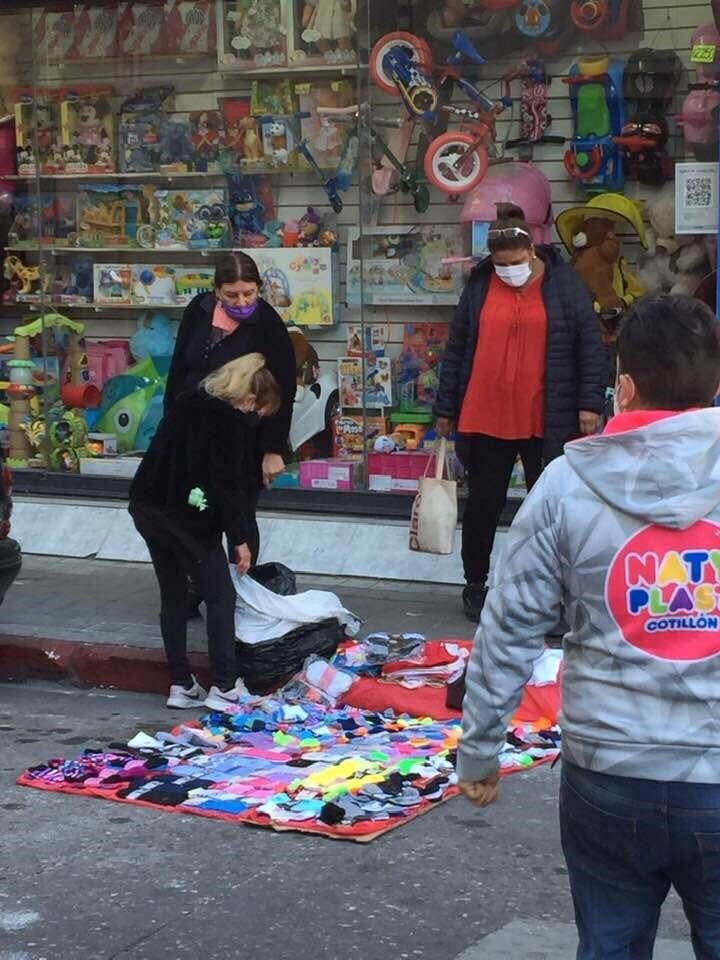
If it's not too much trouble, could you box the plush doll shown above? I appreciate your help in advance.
[639,181,715,298]
[556,193,647,343]
[130,312,176,361]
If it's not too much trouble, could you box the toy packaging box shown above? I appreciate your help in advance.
[189,110,223,172]
[68,5,119,60]
[118,86,176,174]
[295,80,355,171]
[399,322,448,412]
[60,89,115,174]
[288,0,358,68]
[250,247,337,327]
[332,414,389,459]
[153,189,229,249]
[165,1,216,55]
[46,256,95,305]
[76,184,153,248]
[368,450,433,493]
[33,7,77,63]
[132,265,178,305]
[219,98,263,166]
[251,80,296,116]
[346,323,387,358]
[218,0,288,70]
[93,264,134,304]
[346,226,466,306]
[174,267,215,305]
[299,458,361,491]
[338,356,393,409]
[117,1,168,57]
[14,92,65,176]
[8,195,59,249]
[92,263,179,306]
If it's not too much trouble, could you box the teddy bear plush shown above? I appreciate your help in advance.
[639,181,714,297]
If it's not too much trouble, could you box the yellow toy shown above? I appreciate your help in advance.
[391,424,426,451]
[3,255,41,295]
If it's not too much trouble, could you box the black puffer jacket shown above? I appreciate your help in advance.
[434,246,606,462]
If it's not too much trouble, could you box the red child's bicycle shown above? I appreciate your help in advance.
[370,30,511,195]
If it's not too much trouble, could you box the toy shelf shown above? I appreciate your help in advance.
[3,167,313,181]
[0,301,185,313]
[6,246,260,255]
[217,63,360,78]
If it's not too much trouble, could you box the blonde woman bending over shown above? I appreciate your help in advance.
[130,353,280,711]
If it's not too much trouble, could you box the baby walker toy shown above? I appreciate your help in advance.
[563,55,626,193]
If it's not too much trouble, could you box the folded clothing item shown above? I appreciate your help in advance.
[364,633,425,665]
[381,641,469,688]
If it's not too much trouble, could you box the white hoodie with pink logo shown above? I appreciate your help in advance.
[458,408,720,784]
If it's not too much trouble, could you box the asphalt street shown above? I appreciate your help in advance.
[0,682,696,960]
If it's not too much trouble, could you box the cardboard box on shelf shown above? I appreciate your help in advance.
[346,226,466,306]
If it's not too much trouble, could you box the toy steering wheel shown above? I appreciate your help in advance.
[571,0,609,31]
[564,145,603,180]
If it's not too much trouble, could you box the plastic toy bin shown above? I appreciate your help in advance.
[368,451,433,493]
[299,458,362,491]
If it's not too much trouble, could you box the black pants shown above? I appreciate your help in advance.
[133,512,237,689]
[462,434,544,585]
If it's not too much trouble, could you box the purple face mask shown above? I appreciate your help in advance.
[222,299,258,321]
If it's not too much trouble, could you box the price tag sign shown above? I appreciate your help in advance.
[691,44,716,64]
[294,83,311,94]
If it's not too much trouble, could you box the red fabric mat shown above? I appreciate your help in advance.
[341,640,561,725]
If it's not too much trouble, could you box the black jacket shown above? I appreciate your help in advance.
[165,294,297,456]
[130,391,260,554]
[434,246,606,462]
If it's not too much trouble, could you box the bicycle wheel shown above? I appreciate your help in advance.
[424,132,489,194]
[369,31,432,97]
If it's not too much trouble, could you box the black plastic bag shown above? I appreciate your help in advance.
[249,562,296,597]
[237,618,346,694]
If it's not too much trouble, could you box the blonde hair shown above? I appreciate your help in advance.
[202,353,281,414]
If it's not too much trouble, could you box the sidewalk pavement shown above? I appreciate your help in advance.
[0,556,473,693]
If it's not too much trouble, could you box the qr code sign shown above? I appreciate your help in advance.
[684,176,713,208]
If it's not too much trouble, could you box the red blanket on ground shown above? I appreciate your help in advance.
[340,640,561,725]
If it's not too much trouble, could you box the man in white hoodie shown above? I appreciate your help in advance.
[458,294,720,959]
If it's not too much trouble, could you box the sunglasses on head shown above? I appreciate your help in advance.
[488,226,531,241]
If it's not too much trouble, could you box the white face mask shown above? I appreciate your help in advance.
[494,261,532,287]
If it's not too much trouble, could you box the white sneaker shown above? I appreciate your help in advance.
[166,675,207,709]
[204,678,250,712]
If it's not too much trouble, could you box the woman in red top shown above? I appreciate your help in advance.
[435,204,606,621]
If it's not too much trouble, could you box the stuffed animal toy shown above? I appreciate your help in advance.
[556,193,647,342]
[639,181,715,298]
[130,312,176,361]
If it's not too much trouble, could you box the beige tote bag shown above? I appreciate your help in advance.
[409,438,458,555]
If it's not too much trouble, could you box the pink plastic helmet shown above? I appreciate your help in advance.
[460,162,553,244]
[691,23,720,81]
[678,88,720,160]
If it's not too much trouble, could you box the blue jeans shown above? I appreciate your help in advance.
[560,761,720,959]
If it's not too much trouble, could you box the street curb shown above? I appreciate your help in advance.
[0,633,210,694]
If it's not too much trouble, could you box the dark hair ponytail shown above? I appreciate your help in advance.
[487,202,534,254]
[214,251,262,289]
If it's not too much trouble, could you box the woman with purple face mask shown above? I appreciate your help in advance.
[164,252,296,599]
[434,203,606,623]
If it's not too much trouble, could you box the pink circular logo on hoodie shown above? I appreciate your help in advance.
[606,520,720,660]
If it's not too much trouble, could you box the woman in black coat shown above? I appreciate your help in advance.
[166,252,296,613]
[130,354,280,711]
[434,204,606,622]
[166,251,297,518]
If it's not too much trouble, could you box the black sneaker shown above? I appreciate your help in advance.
[462,583,487,623]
